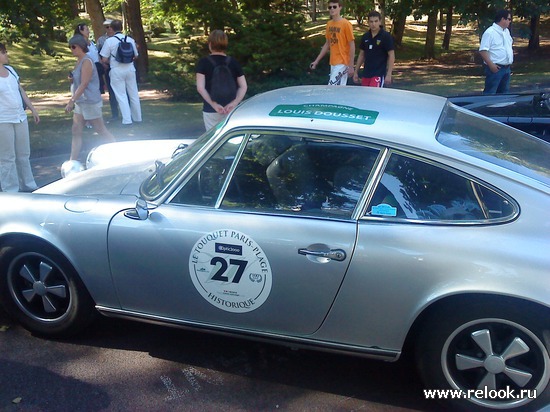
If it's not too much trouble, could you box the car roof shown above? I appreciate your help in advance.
[226,86,448,149]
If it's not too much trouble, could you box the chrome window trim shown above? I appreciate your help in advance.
[167,128,385,222]
[165,131,248,204]
[360,149,520,226]
[142,127,224,202]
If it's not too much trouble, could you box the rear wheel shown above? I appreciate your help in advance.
[416,303,550,410]
[0,240,95,337]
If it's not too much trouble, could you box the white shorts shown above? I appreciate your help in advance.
[329,64,349,86]
[203,111,227,131]
[75,101,103,121]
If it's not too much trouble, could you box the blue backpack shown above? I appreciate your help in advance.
[115,35,135,63]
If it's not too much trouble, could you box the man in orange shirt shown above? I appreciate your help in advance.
[310,0,355,86]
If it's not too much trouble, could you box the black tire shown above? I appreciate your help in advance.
[0,239,96,337]
[415,301,550,411]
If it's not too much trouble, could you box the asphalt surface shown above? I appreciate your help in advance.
[31,153,68,187]
[0,310,441,412]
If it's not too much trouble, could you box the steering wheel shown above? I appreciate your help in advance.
[197,159,227,200]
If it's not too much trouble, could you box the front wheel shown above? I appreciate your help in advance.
[0,240,95,337]
[416,302,550,410]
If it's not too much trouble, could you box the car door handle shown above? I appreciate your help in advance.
[298,248,347,262]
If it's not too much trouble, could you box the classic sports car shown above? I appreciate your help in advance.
[1,86,549,411]
[449,90,550,142]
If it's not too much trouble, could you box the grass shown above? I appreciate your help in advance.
[4,15,549,156]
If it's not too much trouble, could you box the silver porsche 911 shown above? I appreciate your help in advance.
[1,86,549,411]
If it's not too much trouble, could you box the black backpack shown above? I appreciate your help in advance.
[208,56,237,106]
[115,35,135,63]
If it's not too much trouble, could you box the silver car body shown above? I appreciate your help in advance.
[2,86,549,409]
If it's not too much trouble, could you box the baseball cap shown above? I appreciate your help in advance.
[103,19,112,25]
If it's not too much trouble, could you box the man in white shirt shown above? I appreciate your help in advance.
[100,19,142,125]
[479,9,513,94]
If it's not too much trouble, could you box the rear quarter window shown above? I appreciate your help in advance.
[365,153,517,224]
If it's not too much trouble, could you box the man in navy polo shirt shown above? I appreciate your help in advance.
[353,11,395,88]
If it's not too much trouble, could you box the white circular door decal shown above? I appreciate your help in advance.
[189,230,272,313]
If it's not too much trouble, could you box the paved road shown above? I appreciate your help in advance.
[0,307,440,412]
[31,153,68,188]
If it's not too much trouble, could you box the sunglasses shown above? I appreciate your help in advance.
[70,45,78,50]
[328,5,338,9]
[105,25,111,28]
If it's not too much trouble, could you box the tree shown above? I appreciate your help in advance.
[441,5,453,50]
[122,0,149,80]
[387,0,413,46]
[512,0,550,50]
[346,0,375,25]
[0,0,73,52]
[455,0,507,39]
[423,8,438,59]
[84,0,106,41]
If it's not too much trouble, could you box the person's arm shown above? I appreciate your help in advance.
[385,50,395,85]
[132,38,139,59]
[353,50,365,83]
[99,40,111,65]
[224,75,247,113]
[19,85,40,124]
[347,40,355,75]
[479,50,499,73]
[65,59,93,112]
[310,40,330,70]
[196,72,224,114]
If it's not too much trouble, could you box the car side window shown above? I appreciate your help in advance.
[170,136,243,207]
[367,153,516,222]
[221,134,380,218]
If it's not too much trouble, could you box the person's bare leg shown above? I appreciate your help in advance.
[90,118,115,143]
[70,113,85,160]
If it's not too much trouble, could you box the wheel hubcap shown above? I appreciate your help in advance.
[8,254,70,322]
[442,318,550,408]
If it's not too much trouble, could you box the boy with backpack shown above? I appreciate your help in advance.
[196,30,247,130]
[100,19,142,126]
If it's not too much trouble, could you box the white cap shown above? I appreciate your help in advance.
[103,19,112,25]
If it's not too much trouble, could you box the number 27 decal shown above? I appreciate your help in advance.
[210,257,247,284]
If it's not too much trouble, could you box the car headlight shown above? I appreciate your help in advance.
[60,160,84,178]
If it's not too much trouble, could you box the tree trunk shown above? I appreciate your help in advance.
[423,10,438,59]
[69,0,80,18]
[124,0,149,82]
[442,5,453,50]
[391,15,407,47]
[528,14,540,50]
[378,0,386,23]
[84,0,106,42]
[311,0,317,22]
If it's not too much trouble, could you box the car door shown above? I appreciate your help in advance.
[107,132,380,336]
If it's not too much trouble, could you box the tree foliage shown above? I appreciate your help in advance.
[0,0,73,53]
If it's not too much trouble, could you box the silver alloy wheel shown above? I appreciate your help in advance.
[7,252,72,323]
[441,317,550,409]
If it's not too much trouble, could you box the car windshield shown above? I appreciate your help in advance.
[437,103,550,187]
[140,127,218,199]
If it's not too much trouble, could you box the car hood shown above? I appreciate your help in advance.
[35,160,157,196]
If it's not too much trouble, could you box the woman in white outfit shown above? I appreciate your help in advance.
[0,42,39,192]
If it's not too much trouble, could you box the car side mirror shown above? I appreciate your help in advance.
[124,198,150,221]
